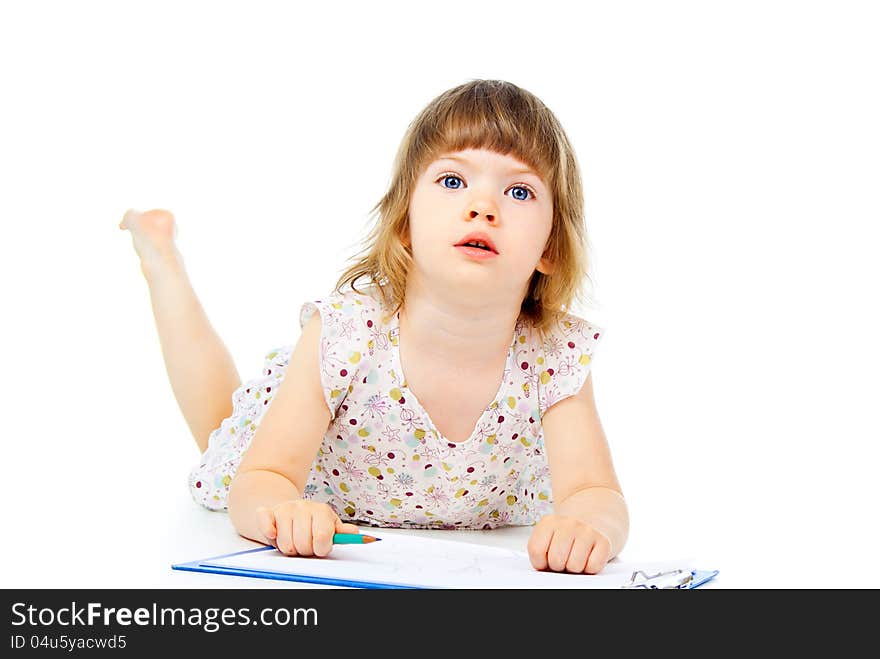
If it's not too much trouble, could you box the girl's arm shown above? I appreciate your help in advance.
[540,372,629,558]
[227,313,333,544]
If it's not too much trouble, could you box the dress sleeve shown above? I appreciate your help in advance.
[536,312,606,418]
[299,293,364,420]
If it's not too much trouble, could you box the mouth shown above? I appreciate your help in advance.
[456,242,495,252]
[454,233,498,254]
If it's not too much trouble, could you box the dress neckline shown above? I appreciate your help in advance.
[387,309,519,446]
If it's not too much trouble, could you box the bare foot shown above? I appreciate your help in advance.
[119,208,183,279]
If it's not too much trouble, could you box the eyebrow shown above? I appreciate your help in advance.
[434,154,543,179]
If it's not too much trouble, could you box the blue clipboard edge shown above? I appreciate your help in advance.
[171,545,419,589]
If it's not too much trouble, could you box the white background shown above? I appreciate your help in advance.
[1,0,878,588]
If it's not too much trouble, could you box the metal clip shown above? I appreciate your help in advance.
[622,568,695,589]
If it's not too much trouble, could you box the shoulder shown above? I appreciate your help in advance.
[299,286,388,337]
[298,285,395,371]
[540,310,604,356]
[296,288,388,417]
[299,286,382,324]
[531,309,606,418]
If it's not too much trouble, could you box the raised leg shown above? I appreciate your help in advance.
[120,209,241,454]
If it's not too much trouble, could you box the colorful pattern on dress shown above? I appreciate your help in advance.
[188,286,604,529]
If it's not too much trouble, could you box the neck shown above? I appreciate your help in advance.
[398,277,521,370]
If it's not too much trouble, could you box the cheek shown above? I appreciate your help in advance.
[406,217,438,259]
[408,197,446,246]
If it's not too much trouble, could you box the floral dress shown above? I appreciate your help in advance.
[188,286,604,529]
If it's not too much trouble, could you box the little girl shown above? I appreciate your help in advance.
[121,79,629,575]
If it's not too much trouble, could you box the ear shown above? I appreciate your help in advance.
[536,248,555,275]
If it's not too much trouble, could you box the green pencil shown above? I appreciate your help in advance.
[332,533,381,544]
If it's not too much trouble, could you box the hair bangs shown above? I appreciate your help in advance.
[413,82,560,189]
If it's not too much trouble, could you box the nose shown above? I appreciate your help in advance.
[468,209,495,222]
[468,204,496,223]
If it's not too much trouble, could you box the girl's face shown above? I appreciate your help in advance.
[406,147,554,302]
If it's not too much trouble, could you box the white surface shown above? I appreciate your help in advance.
[2,1,879,590]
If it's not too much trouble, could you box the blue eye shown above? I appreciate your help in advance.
[509,186,532,201]
[440,174,463,189]
[436,172,537,200]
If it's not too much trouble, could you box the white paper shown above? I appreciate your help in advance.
[199,531,695,589]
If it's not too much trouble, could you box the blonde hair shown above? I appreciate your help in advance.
[334,78,596,338]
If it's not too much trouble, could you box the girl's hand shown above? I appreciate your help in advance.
[527,514,612,574]
[255,500,360,558]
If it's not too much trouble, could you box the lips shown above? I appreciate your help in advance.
[454,231,498,254]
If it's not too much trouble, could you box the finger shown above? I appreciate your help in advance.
[585,534,612,574]
[527,521,555,571]
[335,518,361,535]
[255,507,277,544]
[312,514,335,558]
[275,514,297,556]
[292,511,315,557]
[547,530,575,573]
[565,536,592,574]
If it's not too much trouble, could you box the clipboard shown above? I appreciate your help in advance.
[172,534,719,589]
